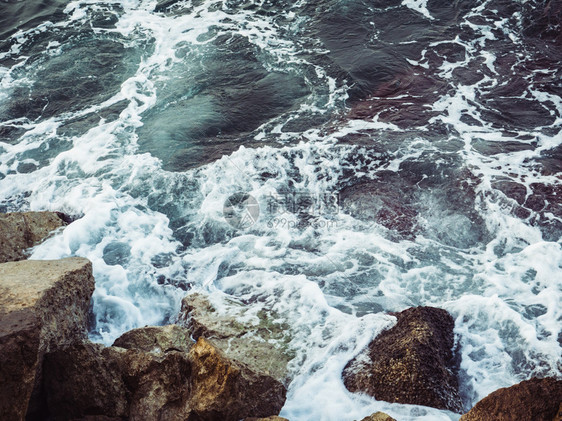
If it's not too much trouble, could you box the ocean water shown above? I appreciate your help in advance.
[0,0,561,419]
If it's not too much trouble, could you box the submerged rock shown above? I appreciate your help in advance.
[339,174,418,237]
[342,306,463,413]
[358,412,397,421]
[43,328,286,421]
[0,257,94,421]
[459,377,562,421]
[180,293,294,384]
[0,211,68,263]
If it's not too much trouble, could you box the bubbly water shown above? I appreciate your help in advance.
[1,0,560,419]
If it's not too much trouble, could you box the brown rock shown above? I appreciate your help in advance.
[0,211,68,263]
[43,343,131,420]
[459,377,562,421]
[343,306,463,413]
[359,412,396,421]
[187,337,287,421]
[180,293,294,384]
[113,324,192,354]
[0,258,94,421]
[43,341,193,421]
[245,417,290,421]
[43,331,286,421]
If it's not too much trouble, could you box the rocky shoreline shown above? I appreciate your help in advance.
[0,212,560,420]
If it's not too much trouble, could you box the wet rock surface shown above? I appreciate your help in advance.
[0,212,68,263]
[339,165,489,247]
[342,306,463,413]
[459,377,562,421]
[180,293,294,384]
[0,258,94,421]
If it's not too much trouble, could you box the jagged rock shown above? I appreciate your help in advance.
[43,332,286,421]
[180,293,294,384]
[0,211,68,263]
[188,337,287,421]
[343,306,463,413]
[359,412,396,421]
[0,258,94,421]
[113,324,192,354]
[459,377,562,421]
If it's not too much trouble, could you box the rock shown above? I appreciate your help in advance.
[339,173,418,238]
[245,417,290,421]
[0,211,68,263]
[0,257,94,421]
[180,293,294,384]
[188,337,287,421]
[43,331,286,421]
[342,306,463,413]
[113,324,193,354]
[43,341,193,421]
[43,343,131,420]
[459,377,562,421]
[359,412,396,421]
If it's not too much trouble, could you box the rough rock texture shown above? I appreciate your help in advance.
[0,211,68,263]
[459,377,562,421]
[44,342,193,421]
[113,324,193,354]
[43,343,132,420]
[0,258,94,421]
[359,412,397,421]
[180,293,293,384]
[343,306,463,413]
[188,337,287,421]
[245,417,290,421]
[43,331,286,421]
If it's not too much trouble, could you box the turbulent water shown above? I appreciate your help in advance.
[1,0,561,419]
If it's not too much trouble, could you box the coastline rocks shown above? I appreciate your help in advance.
[180,293,293,384]
[43,344,131,419]
[43,328,287,421]
[0,257,94,421]
[459,377,562,421]
[359,412,396,421]
[245,417,290,421]
[342,306,463,413]
[188,337,287,421]
[112,324,192,354]
[43,341,193,421]
[0,211,68,263]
